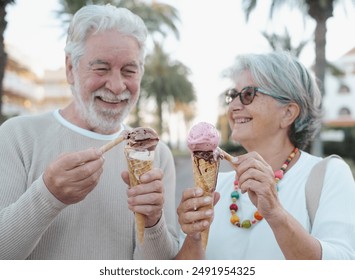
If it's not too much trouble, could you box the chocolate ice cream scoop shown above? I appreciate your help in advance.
[126,127,159,151]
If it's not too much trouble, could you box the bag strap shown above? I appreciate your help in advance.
[305,154,342,228]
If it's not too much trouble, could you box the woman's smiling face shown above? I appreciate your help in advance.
[227,70,286,150]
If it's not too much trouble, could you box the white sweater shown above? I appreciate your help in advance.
[205,151,355,259]
[0,111,178,259]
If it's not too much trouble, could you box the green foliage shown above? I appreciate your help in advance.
[0,0,15,9]
[142,43,196,134]
[57,0,180,39]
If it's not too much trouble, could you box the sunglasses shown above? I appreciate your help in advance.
[225,86,289,105]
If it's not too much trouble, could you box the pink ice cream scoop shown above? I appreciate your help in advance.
[187,122,220,152]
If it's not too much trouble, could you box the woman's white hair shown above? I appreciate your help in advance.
[223,51,322,150]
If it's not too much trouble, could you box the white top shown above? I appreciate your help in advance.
[181,151,355,259]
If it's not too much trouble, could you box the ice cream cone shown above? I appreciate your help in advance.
[123,127,159,244]
[187,122,222,251]
[191,151,220,251]
[125,148,155,244]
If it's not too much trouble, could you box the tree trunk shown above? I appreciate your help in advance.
[156,91,163,136]
[314,19,327,98]
[307,0,333,156]
[311,17,328,156]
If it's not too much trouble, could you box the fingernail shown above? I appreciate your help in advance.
[204,196,212,203]
[95,148,103,156]
[232,157,239,163]
[205,209,213,216]
[195,188,203,196]
[140,174,149,181]
[202,220,209,227]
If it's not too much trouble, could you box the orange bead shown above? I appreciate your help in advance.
[230,214,240,225]
[254,211,263,221]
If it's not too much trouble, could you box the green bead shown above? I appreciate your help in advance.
[231,190,240,199]
[241,220,252,228]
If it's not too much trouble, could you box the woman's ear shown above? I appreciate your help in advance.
[281,102,300,129]
[65,55,74,85]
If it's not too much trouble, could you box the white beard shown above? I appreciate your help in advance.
[72,81,135,134]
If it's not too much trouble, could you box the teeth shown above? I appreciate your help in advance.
[100,97,120,103]
[236,118,251,124]
[98,96,128,104]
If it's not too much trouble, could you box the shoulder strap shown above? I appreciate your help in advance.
[305,154,342,228]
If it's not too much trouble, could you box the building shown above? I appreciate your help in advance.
[323,47,355,125]
[2,47,71,117]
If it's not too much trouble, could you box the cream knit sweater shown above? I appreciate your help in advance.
[0,111,178,259]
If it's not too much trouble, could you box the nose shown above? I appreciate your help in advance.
[228,95,243,112]
[105,70,126,94]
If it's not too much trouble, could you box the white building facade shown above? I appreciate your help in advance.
[323,47,355,124]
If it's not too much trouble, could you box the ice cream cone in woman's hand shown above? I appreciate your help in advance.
[187,122,222,251]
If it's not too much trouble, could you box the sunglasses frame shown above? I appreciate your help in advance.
[225,86,288,105]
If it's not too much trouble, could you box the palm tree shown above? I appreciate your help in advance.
[242,0,355,155]
[0,0,15,120]
[57,0,180,40]
[141,43,195,136]
[261,28,310,58]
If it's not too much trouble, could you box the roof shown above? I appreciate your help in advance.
[343,47,355,57]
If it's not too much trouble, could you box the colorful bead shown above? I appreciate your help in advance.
[274,169,284,180]
[229,147,298,230]
[230,214,240,225]
[231,190,240,199]
[241,220,252,228]
[254,211,263,221]
[230,203,238,211]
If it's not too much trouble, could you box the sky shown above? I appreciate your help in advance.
[4,0,355,126]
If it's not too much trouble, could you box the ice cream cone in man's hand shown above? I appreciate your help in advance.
[124,127,159,244]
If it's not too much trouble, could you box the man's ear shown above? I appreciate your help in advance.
[65,55,74,85]
[281,102,300,129]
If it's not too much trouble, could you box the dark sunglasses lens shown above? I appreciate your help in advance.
[241,88,255,105]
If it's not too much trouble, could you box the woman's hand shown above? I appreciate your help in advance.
[233,152,282,220]
[177,187,219,239]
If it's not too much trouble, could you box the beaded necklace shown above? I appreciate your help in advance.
[230,147,299,229]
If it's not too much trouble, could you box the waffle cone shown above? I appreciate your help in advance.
[191,153,220,251]
[125,148,154,244]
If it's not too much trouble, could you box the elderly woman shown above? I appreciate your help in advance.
[176,51,355,260]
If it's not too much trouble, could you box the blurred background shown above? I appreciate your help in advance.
[1,0,355,196]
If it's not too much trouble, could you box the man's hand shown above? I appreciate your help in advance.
[121,168,164,227]
[43,148,104,204]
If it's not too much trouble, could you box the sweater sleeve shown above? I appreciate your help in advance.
[0,117,67,259]
[133,141,179,259]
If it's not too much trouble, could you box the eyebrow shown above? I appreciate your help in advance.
[88,60,140,69]
[124,61,140,68]
[89,60,109,68]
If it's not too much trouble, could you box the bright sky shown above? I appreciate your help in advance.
[5,0,355,125]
